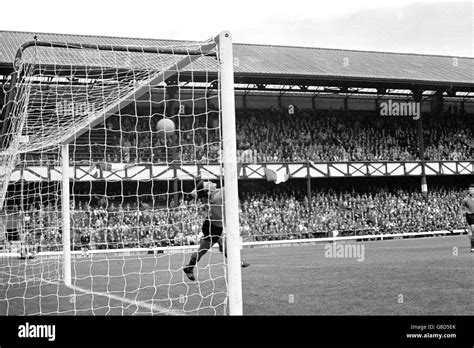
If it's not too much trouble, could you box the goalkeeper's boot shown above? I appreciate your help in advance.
[183,266,195,281]
[241,261,250,268]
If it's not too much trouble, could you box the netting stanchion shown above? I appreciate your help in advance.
[61,143,71,287]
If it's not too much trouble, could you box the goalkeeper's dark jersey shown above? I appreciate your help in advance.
[207,188,224,227]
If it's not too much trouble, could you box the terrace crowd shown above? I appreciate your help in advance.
[6,185,468,252]
[24,108,473,166]
[94,108,474,164]
[235,109,473,163]
[239,186,465,240]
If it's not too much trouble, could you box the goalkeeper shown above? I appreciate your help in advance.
[183,180,249,281]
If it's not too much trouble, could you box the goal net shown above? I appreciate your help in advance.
[0,32,242,315]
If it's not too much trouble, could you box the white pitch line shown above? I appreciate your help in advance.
[1,270,185,316]
[244,242,469,259]
[250,264,471,271]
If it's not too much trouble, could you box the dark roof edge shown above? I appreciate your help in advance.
[234,72,474,86]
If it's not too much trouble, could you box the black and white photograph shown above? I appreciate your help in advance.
[0,0,472,346]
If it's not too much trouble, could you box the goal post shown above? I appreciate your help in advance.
[217,32,243,315]
[0,31,242,316]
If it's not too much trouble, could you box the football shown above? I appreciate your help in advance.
[157,118,176,134]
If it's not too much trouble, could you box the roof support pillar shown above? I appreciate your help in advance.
[412,89,428,202]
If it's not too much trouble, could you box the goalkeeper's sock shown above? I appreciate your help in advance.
[183,264,195,281]
[188,252,198,267]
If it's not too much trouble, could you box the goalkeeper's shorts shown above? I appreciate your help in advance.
[202,219,223,244]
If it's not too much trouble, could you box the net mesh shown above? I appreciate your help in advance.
[0,36,229,315]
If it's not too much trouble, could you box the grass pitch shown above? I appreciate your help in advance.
[1,235,472,315]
